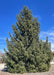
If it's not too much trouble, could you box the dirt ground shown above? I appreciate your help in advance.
[0,65,54,75]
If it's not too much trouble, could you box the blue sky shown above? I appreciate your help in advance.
[0,0,54,52]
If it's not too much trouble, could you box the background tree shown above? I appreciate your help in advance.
[4,6,53,73]
[2,53,7,63]
[0,50,3,57]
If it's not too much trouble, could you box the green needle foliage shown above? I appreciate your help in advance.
[4,6,53,73]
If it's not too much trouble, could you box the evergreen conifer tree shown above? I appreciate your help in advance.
[38,37,53,71]
[44,37,53,66]
[4,6,53,73]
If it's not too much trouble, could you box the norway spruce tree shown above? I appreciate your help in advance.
[5,6,53,73]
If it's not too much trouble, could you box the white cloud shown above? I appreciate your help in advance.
[51,43,54,51]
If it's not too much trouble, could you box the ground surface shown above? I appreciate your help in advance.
[0,63,6,71]
[0,64,54,75]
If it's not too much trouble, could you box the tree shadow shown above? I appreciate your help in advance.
[1,67,8,72]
